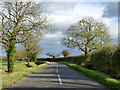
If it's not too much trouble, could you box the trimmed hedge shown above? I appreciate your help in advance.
[37,54,87,65]
[37,45,120,79]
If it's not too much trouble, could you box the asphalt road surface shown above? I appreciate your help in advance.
[7,62,108,89]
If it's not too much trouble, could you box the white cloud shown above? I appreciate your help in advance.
[38,0,120,2]
[102,17,118,39]
[44,31,63,39]
[50,3,104,18]
[41,2,119,57]
[52,15,78,27]
[44,2,118,42]
[73,3,104,18]
[48,2,105,32]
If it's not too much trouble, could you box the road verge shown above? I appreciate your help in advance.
[1,61,49,89]
[63,62,120,90]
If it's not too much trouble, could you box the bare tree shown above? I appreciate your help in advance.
[0,2,51,72]
[61,17,112,56]
[23,35,42,66]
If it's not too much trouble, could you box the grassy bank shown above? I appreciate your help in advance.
[63,62,120,90]
[1,60,49,89]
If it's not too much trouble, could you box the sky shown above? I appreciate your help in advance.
[38,1,119,57]
[0,0,119,58]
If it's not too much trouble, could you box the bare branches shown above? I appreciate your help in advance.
[0,2,52,51]
[61,17,112,56]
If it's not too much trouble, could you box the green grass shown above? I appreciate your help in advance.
[63,62,120,90]
[1,60,49,89]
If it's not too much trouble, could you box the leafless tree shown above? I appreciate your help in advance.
[0,2,52,72]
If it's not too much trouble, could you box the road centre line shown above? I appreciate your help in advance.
[56,63,58,73]
[56,67,58,72]
[56,63,62,85]
[58,74,62,85]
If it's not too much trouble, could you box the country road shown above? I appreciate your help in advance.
[7,62,108,89]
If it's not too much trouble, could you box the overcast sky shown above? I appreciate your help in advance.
[0,1,119,57]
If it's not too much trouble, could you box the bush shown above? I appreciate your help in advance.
[90,45,120,79]
[111,46,120,78]
[30,52,37,63]
[62,49,70,57]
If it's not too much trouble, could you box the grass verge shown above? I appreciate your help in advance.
[63,62,120,90]
[1,61,49,89]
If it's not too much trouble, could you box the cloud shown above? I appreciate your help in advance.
[39,2,118,57]
[103,17,118,35]
[46,2,105,33]
[102,2,118,18]
[73,3,104,18]
[44,31,64,39]
[1,2,118,58]
[49,2,118,39]
[47,2,104,18]
[41,2,76,12]
[100,17,118,44]
[38,0,120,2]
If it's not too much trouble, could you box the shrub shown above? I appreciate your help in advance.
[90,45,120,79]
[62,49,70,57]
[111,46,120,78]
[30,52,37,63]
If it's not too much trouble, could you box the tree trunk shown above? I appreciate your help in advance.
[7,39,15,73]
[26,51,30,67]
[27,59,30,66]
[85,51,87,56]
[85,46,88,56]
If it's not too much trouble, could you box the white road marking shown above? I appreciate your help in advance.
[56,68,58,72]
[58,74,62,85]
[56,63,58,73]
[56,67,58,72]
[56,63,62,85]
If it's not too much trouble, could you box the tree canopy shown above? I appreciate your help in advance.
[0,2,52,72]
[61,17,112,56]
[62,49,70,57]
